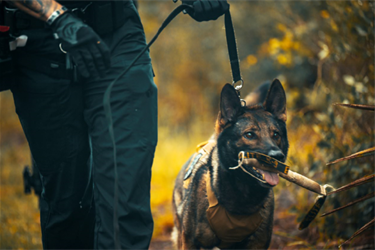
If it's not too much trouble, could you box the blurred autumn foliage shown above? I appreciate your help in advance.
[0,0,374,249]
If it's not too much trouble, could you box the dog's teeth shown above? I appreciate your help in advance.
[262,174,265,180]
[253,167,256,170]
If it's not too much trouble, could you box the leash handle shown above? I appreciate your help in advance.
[299,184,335,230]
[298,194,327,230]
[224,10,243,91]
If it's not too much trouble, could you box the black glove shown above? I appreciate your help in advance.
[181,0,229,22]
[51,13,111,78]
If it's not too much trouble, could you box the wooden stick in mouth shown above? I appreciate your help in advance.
[240,158,327,196]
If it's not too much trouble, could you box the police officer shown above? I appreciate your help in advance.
[3,0,229,248]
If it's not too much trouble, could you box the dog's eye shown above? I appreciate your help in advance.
[245,132,256,139]
[272,132,280,140]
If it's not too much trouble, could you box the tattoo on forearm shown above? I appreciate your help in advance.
[6,0,62,21]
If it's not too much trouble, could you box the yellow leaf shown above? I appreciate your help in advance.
[277,53,292,66]
[320,10,330,19]
[343,75,355,86]
[269,38,280,55]
[277,23,287,32]
[280,38,293,51]
[330,20,338,32]
[369,64,374,72]
[246,55,258,66]
[293,41,301,51]
[318,43,329,60]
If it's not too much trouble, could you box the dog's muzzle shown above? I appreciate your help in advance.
[229,151,289,186]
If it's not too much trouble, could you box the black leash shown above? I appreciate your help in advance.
[224,10,243,90]
[102,4,242,248]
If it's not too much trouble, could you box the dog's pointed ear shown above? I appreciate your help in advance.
[264,79,287,122]
[220,84,242,124]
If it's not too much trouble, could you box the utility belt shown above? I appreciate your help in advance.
[4,1,127,36]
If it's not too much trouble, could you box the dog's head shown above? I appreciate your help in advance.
[216,79,289,188]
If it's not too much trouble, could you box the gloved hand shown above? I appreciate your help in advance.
[51,12,111,78]
[181,0,229,22]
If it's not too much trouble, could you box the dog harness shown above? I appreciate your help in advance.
[205,173,264,248]
[183,140,216,189]
[183,141,264,248]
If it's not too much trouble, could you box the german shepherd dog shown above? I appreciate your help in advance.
[172,79,289,249]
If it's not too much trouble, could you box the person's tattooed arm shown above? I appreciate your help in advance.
[6,0,65,22]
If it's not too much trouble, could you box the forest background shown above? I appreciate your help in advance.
[0,0,374,249]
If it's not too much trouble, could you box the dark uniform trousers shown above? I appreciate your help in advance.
[11,2,156,249]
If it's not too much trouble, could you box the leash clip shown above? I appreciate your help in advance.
[232,79,245,106]
[232,79,244,91]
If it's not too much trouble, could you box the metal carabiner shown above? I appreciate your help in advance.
[232,79,246,106]
[232,79,244,91]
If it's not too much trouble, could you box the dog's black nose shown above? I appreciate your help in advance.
[268,150,285,162]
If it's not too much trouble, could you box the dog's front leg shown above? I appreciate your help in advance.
[179,231,200,250]
[180,239,200,250]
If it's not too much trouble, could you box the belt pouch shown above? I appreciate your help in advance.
[4,7,17,34]
[89,1,113,36]
[0,26,14,91]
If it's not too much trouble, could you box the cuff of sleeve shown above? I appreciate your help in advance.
[47,6,68,25]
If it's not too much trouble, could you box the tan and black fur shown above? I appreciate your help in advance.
[172,79,289,249]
